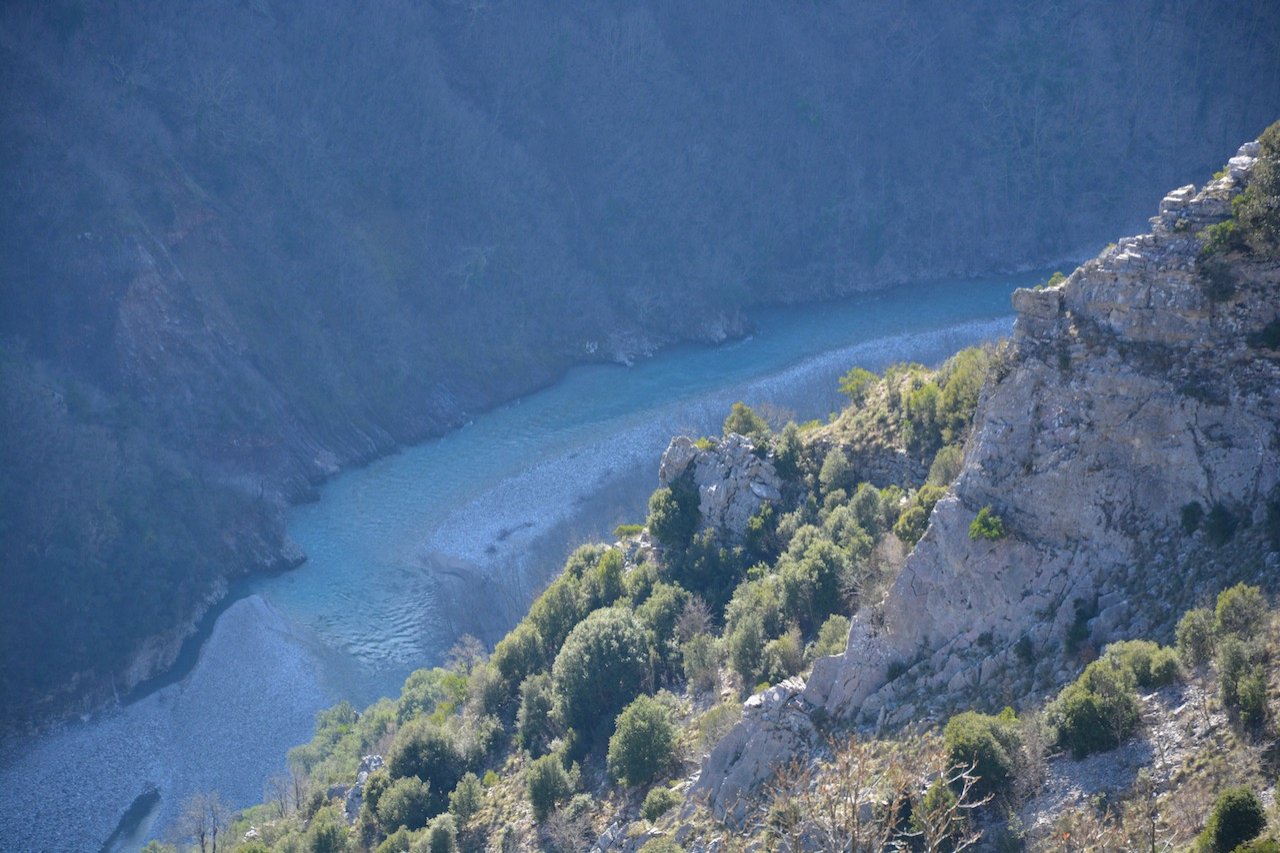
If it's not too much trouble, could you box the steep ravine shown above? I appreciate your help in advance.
[696,139,1280,818]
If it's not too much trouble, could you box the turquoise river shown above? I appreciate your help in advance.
[0,273,1046,851]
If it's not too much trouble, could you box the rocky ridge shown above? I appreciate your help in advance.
[694,139,1280,818]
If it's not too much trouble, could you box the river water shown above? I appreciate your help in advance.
[0,274,1037,851]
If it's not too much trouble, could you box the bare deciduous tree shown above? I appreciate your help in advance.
[175,792,230,853]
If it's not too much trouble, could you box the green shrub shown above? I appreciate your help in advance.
[761,628,804,683]
[636,582,691,673]
[362,768,392,817]
[581,549,626,612]
[448,772,482,824]
[811,614,850,660]
[305,804,349,853]
[968,506,1006,541]
[1103,639,1180,689]
[425,813,457,853]
[773,422,805,480]
[1199,219,1242,258]
[491,621,546,699]
[376,827,414,853]
[1218,636,1249,710]
[1216,583,1267,639]
[850,483,885,537]
[1233,119,1280,259]
[397,668,467,724]
[642,786,681,821]
[682,633,720,694]
[614,523,644,539]
[838,366,878,403]
[818,448,853,495]
[927,444,965,486]
[608,695,678,787]
[551,607,652,737]
[526,754,576,822]
[1237,666,1269,728]
[527,575,587,660]
[723,401,770,445]
[1176,607,1216,668]
[728,612,765,688]
[1201,786,1266,852]
[943,709,1022,798]
[378,776,434,831]
[778,540,847,632]
[893,505,928,547]
[1051,658,1140,758]
[648,476,701,552]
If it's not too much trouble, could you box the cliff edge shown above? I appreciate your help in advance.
[696,137,1280,819]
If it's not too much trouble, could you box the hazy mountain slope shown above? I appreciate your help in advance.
[2,1,1278,723]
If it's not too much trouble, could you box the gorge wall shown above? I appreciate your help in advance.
[697,136,1280,818]
[3,1,1280,722]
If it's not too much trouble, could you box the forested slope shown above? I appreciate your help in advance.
[2,0,1278,722]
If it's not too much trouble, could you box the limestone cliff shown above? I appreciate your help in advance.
[696,139,1280,817]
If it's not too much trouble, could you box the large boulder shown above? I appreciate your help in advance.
[658,434,782,543]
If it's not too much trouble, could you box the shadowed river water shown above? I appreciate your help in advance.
[0,274,1042,851]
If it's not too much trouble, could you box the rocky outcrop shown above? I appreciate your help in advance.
[343,754,385,823]
[695,139,1280,818]
[659,434,782,542]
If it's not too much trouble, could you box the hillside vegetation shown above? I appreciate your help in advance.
[131,122,1280,852]
[3,2,1280,722]
[146,348,998,851]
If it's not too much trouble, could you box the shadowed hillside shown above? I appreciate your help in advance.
[2,0,1278,723]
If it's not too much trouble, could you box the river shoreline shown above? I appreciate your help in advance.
[0,275,1038,851]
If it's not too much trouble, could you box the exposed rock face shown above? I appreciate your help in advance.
[659,434,782,542]
[343,754,385,823]
[695,140,1280,817]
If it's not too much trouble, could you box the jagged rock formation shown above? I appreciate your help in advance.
[659,434,782,542]
[696,139,1280,818]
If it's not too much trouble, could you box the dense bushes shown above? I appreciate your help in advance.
[526,754,577,822]
[243,363,1007,848]
[377,776,433,832]
[551,607,653,737]
[942,709,1023,798]
[648,476,702,552]
[723,401,770,446]
[386,720,467,817]
[1050,657,1142,758]
[1201,786,1267,852]
[607,695,678,787]
[1179,584,1271,726]
[641,787,681,821]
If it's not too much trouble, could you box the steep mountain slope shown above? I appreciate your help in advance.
[3,1,1280,722]
[699,134,1280,816]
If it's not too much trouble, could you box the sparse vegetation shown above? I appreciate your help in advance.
[968,505,1006,541]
